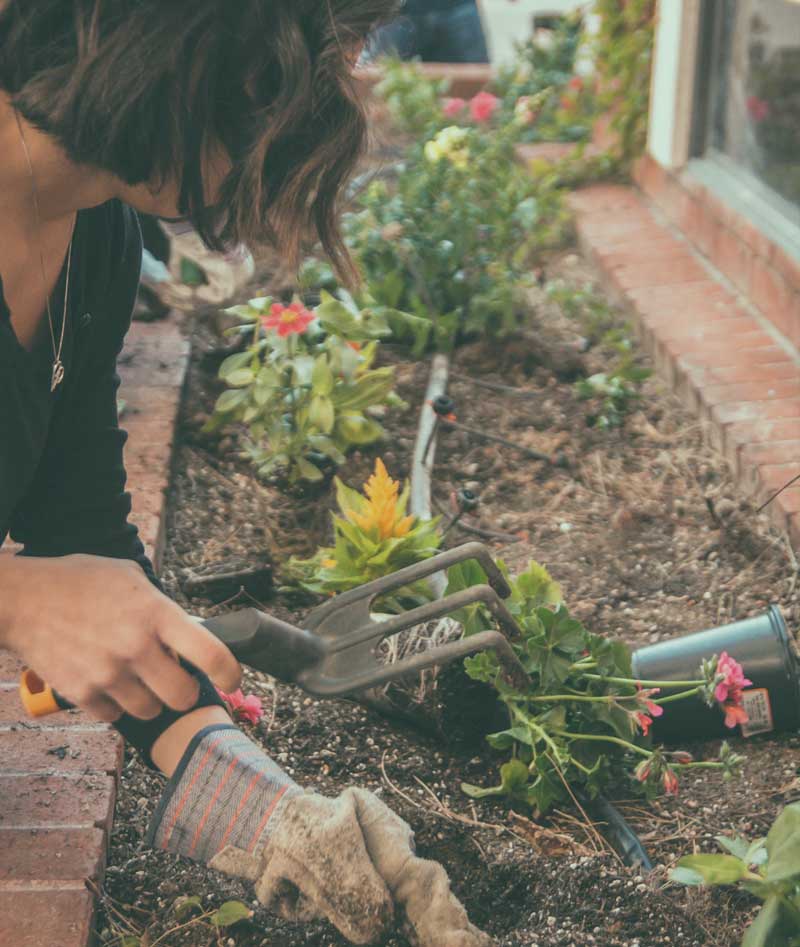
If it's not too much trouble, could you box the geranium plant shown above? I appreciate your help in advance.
[285,458,441,610]
[210,293,403,482]
[671,803,800,947]
[446,558,747,814]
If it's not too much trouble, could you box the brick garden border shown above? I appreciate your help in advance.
[0,312,189,947]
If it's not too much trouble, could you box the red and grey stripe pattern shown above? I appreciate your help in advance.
[147,724,298,863]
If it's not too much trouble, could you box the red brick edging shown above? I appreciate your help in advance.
[0,313,189,947]
[569,184,800,548]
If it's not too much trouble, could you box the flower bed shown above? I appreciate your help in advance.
[97,22,799,945]
[97,249,799,947]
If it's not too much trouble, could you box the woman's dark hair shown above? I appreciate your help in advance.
[0,0,400,281]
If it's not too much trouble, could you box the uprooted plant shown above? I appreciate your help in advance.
[671,802,800,947]
[209,294,408,482]
[445,558,748,814]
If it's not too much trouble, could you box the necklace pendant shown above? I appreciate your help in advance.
[51,359,65,392]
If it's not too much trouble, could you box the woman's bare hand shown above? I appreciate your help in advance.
[0,553,241,722]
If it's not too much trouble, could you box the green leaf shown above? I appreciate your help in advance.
[214,389,248,414]
[332,369,396,413]
[316,292,358,336]
[311,356,335,396]
[173,895,203,921]
[742,896,794,947]
[486,726,533,750]
[226,368,256,387]
[210,900,253,928]
[765,803,800,883]
[672,854,748,886]
[335,414,384,446]
[669,866,706,887]
[715,835,751,861]
[309,395,335,434]
[461,781,506,800]
[218,351,254,380]
[501,758,530,793]
[296,458,325,482]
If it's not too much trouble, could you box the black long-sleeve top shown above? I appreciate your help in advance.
[0,200,156,581]
[1,201,226,758]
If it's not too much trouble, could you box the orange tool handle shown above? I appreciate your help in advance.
[19,670,73,717]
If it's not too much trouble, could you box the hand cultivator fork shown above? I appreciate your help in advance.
[20,542,531,716]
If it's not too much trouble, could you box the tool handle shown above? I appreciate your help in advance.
[202,608,325,683]
[20,670,74,717]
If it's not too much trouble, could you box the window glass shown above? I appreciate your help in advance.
[709,0,800,211]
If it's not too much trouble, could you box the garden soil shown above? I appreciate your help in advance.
[97,253,800,947]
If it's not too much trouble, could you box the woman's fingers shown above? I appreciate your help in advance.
[82,693,124,724]
[155,605,241,693]
[107,673,164,720]
[136,643,201,712]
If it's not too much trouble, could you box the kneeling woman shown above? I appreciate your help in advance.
[0,2,488,943]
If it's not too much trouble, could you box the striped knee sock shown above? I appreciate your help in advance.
[147,724,299,863]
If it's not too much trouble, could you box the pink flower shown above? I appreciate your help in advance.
[469,91,500,124]
[262,302,315,337]
[723,702,749,730]
[746,96,770,122]
[442,97,467,118]
[662,768,679,796]
[636,686,664,718]
[216,688,264,725]
[634,758,652,782]
[714,652,752,705]
[635,712,654,736]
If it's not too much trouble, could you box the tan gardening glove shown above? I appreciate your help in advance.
[148,725,491,946]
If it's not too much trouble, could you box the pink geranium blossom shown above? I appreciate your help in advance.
[262,302,315,337]
[442,97,467,118]
[469,91,500,123]
[714,652,752,704]
[216,687,265,725]
[634,711,654,736]
[636,685,664,718]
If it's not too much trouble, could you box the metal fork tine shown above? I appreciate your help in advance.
[300,629,530,696]
[326,585,522,654]
[305,542,511,624]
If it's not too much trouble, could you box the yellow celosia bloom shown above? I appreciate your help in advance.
[348,459,415,541]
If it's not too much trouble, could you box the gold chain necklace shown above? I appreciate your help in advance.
[14,111,73,393]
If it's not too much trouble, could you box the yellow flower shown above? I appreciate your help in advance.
[347,459,415,541]
[424,126,470,169]
[321,558,337,568]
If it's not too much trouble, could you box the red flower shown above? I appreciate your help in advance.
[347,341,362,352]
[723,702,749,730]
[216,687,264,725]
[662,768,679,796]
[568,76,583,92]
[746,96,770,122]
[714,652,752,705]
[262,302,315,337]
[635,711,654,736]
[442,97,467,118]
[634,758,652,782]
[636,685,664,718]
[560,95,576,112]
[671,751,693,764]
[469,91,500,123]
